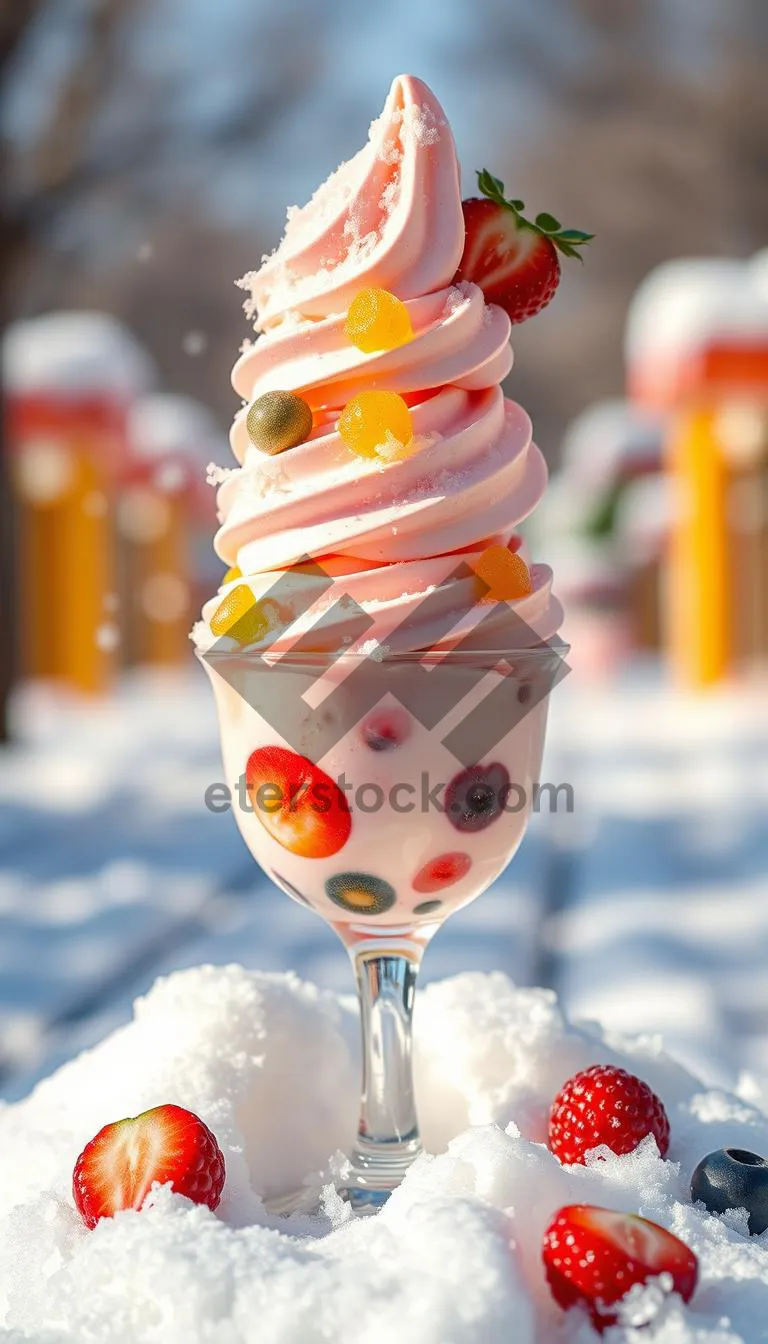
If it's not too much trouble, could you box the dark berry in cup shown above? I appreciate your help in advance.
[361,708,412,752]
[413,899,443,916]
[445,763,510,833]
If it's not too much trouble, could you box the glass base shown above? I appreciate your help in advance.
[264,1138,423,1218]
[339,1186,392,1214]
[337,1133,423,1212]
[263,1185,324,1217]
[264,1187,390,1218]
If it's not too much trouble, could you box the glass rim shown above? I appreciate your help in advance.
[195,639,569,668]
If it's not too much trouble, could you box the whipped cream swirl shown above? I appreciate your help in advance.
[197,74,561,654]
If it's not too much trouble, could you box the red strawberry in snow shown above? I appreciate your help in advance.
[73,1103,225,1228]
[549,1064,670,1166]
[542,1204,698,1332]
[453,169,592,324]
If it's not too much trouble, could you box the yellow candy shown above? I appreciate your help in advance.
[474,545,533,602]
[338,391,413,460]
[222,565,242,586]
[210,583,270,645]
[345,288,413,353]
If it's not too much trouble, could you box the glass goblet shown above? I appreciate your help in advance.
[199,643,567,1212]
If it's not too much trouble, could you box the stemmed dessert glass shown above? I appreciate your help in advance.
[199,636,567,1211]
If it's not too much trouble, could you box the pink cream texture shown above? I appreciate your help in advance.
[200,75,562,928]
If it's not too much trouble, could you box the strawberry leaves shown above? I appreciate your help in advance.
[475,168,509,203]
[475,168,593,261]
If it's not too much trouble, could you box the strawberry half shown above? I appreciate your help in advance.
[453,169,592,324]
[73,1103,226,1228]
[542,1204,698,1332]
[246,745,352,858]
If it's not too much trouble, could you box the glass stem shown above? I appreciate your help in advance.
[343,944,423,1211]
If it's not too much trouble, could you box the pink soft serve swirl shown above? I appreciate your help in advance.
[200,74,561,652]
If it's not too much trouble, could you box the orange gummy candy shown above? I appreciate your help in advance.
[474,545,533,602]
[345,288,413,354]
[338,391,413,460]
[210,583,270,645]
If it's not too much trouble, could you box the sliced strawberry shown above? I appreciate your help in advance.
[412,851,471,893]
[542,1204,698,1332]
[246,745,351,858]
[73,1103,225,1228]
[453,169,592,324]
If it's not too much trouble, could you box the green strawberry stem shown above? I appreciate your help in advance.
[476,168,593,261]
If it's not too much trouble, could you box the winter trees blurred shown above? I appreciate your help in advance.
[472,0,768,451]
[2,0,766,436]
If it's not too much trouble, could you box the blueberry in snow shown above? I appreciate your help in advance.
[690,1148,768,1235]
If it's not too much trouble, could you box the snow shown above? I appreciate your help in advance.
[182,330,208,357]
[546,675,768,1088]
[2,964,768,1341]
[400,99,443,147]
[238,458,292,500]
[206,461,237,486]
[626,259,768,369]
[443,283,470,317]
[2,313,155,398]
[1,668,767,1339]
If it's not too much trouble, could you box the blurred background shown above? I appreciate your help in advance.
[0,0,766,1102]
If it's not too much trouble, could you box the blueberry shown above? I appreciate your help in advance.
[690,1148,768,1235]
[361,709,411,752]
[363,728,397,752]
[445,763,510,833]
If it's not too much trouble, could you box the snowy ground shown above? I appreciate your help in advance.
[1,664,768,1342]
[3,963,768,1343]
[545,671,768,1089]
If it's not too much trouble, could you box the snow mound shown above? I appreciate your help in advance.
[1,966,768,1342]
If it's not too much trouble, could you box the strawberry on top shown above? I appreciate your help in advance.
[453,169,592,324]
